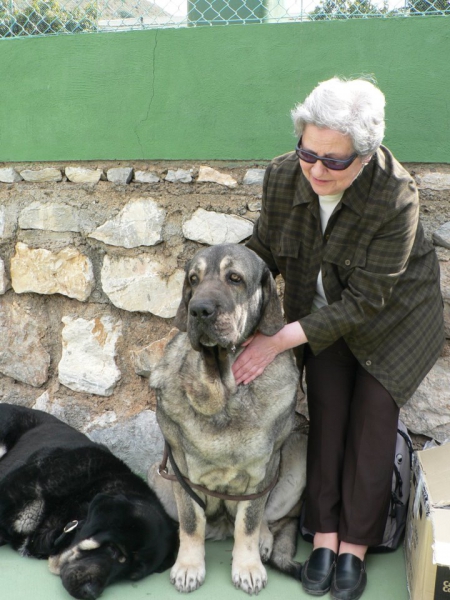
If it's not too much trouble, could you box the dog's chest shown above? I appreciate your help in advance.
[155,339,298,491]
[184,430,274,493]
[170,388,293,488]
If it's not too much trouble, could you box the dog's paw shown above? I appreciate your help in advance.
[232,559,267,595]
[48,555,61,575]
[259,523,273,562]
[170,560,206,593]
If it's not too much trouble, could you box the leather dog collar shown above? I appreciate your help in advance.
[53,519,81,547]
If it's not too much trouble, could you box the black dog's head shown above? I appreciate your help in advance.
[174,244,284,352]
[49,493,177,600]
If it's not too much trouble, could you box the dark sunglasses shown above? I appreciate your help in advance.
[295,137,358,171]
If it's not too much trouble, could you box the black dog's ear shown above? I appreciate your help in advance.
[129,554,157,581]
[258,266,285,336]
[129,534,177,581]
[173,275,191,332]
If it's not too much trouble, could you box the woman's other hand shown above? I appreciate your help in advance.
[232,322,307,385]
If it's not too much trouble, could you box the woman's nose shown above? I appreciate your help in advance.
[311,160,327,177]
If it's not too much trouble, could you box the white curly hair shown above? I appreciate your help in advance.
[291,77,386,156]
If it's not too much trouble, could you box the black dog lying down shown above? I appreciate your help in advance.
[0,403,177,599]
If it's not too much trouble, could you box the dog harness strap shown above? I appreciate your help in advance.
[163,443,206,510]
[158,442,279,506]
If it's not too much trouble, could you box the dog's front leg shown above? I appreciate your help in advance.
[170,488,206,593]
[232,499,267,595]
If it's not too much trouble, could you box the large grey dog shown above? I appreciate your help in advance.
[149,244,307,595]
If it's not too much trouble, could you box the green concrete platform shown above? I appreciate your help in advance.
[1,539,408,600]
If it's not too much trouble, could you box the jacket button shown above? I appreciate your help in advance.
[366,360,372,366]
[345,259,351,266]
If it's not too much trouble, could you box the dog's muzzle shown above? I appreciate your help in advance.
[189,297,217,321]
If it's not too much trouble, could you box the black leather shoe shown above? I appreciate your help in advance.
[331,553,367,600]
[302,548,337,596]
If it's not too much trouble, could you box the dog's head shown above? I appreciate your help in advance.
[49,493,177,600]
[174,244,284,352]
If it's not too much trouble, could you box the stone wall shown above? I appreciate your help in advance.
[0,161,449,475]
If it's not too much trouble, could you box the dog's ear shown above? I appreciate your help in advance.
[129,534,177,581]
[129,551,159,581]
[258,266,285,336]
[173,275,192,332]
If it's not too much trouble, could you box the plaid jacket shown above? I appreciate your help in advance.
[247,146,445,407]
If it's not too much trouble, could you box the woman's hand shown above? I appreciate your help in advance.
[232,332,282,386]
[232,322,308,385]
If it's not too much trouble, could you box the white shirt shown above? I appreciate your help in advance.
[312,192,344,311]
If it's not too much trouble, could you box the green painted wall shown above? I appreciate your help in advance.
[1,18,449,162]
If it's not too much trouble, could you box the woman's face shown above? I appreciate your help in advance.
[299,124,366,196]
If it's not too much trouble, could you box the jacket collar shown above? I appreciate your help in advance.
[292,149,380,217]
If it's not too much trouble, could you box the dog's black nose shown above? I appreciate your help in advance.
[75,582,101,600]
[189,299,216,320]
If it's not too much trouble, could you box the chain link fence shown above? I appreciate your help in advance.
[0,0,448,37]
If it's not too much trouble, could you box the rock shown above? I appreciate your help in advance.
[101,255,184,318]
[0,208,6,239]
[85,411,117,430]
[11,242,94,301]
[107,167,133,184]
[19,201,81,232]
[197,166,237,188]
[0,205,18,240]
[243,169,266,185]
[88,410,165,476]
[400,355,450,441]
[417,173,450,190]
[433,222,450,250]
[0,258,10,294]
[247,201,262,212]
[88,198,165,248]
[182,208,253,244]
[0,301,50,387]
[65,167,103,183]
[0,167,22,183]
[33,391,67,422]
[165,169,192,183]
[58,315,122,396]
[20,168,62,182]
[134,170,160,183]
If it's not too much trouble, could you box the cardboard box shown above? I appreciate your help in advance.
[405,442,450,600]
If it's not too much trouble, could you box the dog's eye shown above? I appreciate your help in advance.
[228,273,242,284]
[189,274,199,285]
[106,543,127,563]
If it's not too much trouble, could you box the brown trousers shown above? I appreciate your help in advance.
[303,338,399,547]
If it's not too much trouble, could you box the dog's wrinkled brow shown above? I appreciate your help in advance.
[190,256,207,277]
[78,539,101,551]
[219,256,239,276]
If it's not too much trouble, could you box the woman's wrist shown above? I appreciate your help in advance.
[275,321,308,354]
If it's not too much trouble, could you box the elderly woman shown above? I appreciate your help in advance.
[232,77,444,600]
